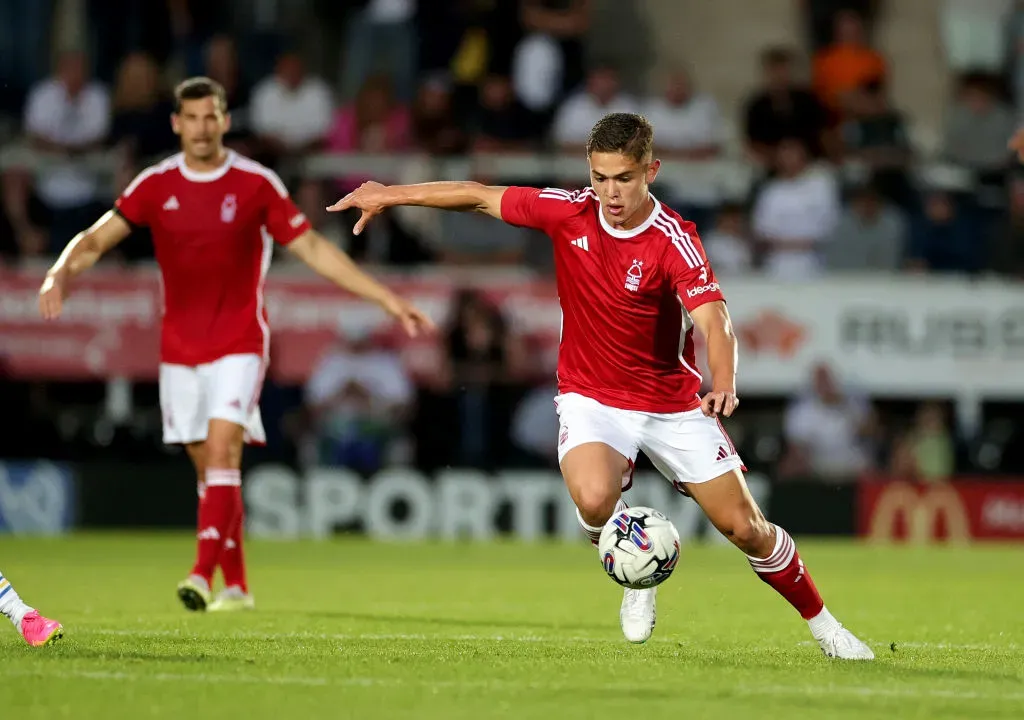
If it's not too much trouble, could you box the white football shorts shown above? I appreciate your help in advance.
[554,392,745,493]
[159,353,266,445]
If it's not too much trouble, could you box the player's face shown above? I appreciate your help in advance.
[172,96,231,161]
[588,152,660,230]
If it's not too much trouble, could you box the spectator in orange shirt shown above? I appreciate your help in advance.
[813,10,886,120]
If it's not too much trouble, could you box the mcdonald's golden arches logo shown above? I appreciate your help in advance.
[868,482,970,543]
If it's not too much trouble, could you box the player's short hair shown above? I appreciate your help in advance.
[174,77,228,113]
[586,113,654,163]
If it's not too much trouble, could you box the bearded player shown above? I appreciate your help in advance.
[328,113,873,660]
[38,77,433,613]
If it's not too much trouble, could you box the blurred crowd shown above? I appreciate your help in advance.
[2,0,1023,481]
[2,0,1024,276]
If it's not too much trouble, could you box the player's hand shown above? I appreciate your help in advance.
[326,181,392,236]
[38,271,69,321]
[1009,127,1024,162]
[701,390,738,418]
[381,293,436,338]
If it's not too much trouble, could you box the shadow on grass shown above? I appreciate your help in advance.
[301,610,612,633]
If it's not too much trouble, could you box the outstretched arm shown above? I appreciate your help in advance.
[327,181,507,235]
[39,211,133,320]
[287,229,435,337]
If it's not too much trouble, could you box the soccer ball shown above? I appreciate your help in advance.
[598,506,680,589]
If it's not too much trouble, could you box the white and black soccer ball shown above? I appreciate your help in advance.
[598,506,681,589]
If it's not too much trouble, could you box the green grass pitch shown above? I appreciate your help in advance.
[1,535,1022,719]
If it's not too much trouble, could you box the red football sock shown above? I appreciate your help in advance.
[219,504,248,593]
[747,524,824,620]
[191,468,242,585]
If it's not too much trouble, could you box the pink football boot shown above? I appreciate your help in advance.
[20,610,64,647]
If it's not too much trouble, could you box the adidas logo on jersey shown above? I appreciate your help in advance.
[716,446,730,461]
[163,195,179,210]
[571,236,589,251]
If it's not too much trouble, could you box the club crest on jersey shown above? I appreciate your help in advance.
[625,259,644,292]
[221,194,237,223]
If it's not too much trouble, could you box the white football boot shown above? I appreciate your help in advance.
[207,586,256,612]
[810,608,874,660]
[620,587,657,643]
[176,574,211,612]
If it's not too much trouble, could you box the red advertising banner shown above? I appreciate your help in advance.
[858,479,1024,542]
[0,267,564,383]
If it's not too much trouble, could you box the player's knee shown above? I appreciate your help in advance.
[575,487,619,527]
[204,439,240,469]
[725,512,772,554]
[205,421,244,468]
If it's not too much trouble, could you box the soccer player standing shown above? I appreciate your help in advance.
[328,113,874,660]
[38,78,433,613]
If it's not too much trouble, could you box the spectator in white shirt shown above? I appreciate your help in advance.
[644,68,725,215]
[251,51,334,162]
[643,69,723,160]
[751,136,840,279]
[302,320,414,473]
[703,203,754,276]
[510,382,561,466]
[780,363,878,481]
[552,65,637,150]
[941,0,1013,72]
[21,50,111,253]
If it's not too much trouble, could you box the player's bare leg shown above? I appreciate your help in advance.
[685,469,874,660]
[177,420,248,611]
[561,442,655,643]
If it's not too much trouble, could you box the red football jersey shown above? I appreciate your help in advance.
[501,186,725,413]
[114,151,311,366]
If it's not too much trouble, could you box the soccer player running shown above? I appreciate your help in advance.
[38,78,433,613]
[328,113,874,660]
[0,570,62,646]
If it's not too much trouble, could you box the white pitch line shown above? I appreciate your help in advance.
[735,684,1024,703]
[86,629,1024,653]
[7,669,1024,703]
[797,640,1021,652]
[85,629,618,643]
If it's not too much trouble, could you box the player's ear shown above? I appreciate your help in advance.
[223,112,232,133]
[170,112,181,136]
[647,158,661,185]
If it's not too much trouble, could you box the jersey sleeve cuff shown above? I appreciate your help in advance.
[113,207,140,230]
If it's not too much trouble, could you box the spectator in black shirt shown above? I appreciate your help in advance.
[841,79,916,209]
[743,47,829,164]
[110,52,177,164]
[203,35,254,152]
[802,0,881,51]
[473,74,538,151]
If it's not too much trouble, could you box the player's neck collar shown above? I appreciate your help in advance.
[177,150,235,183]
[597,193,661,239]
